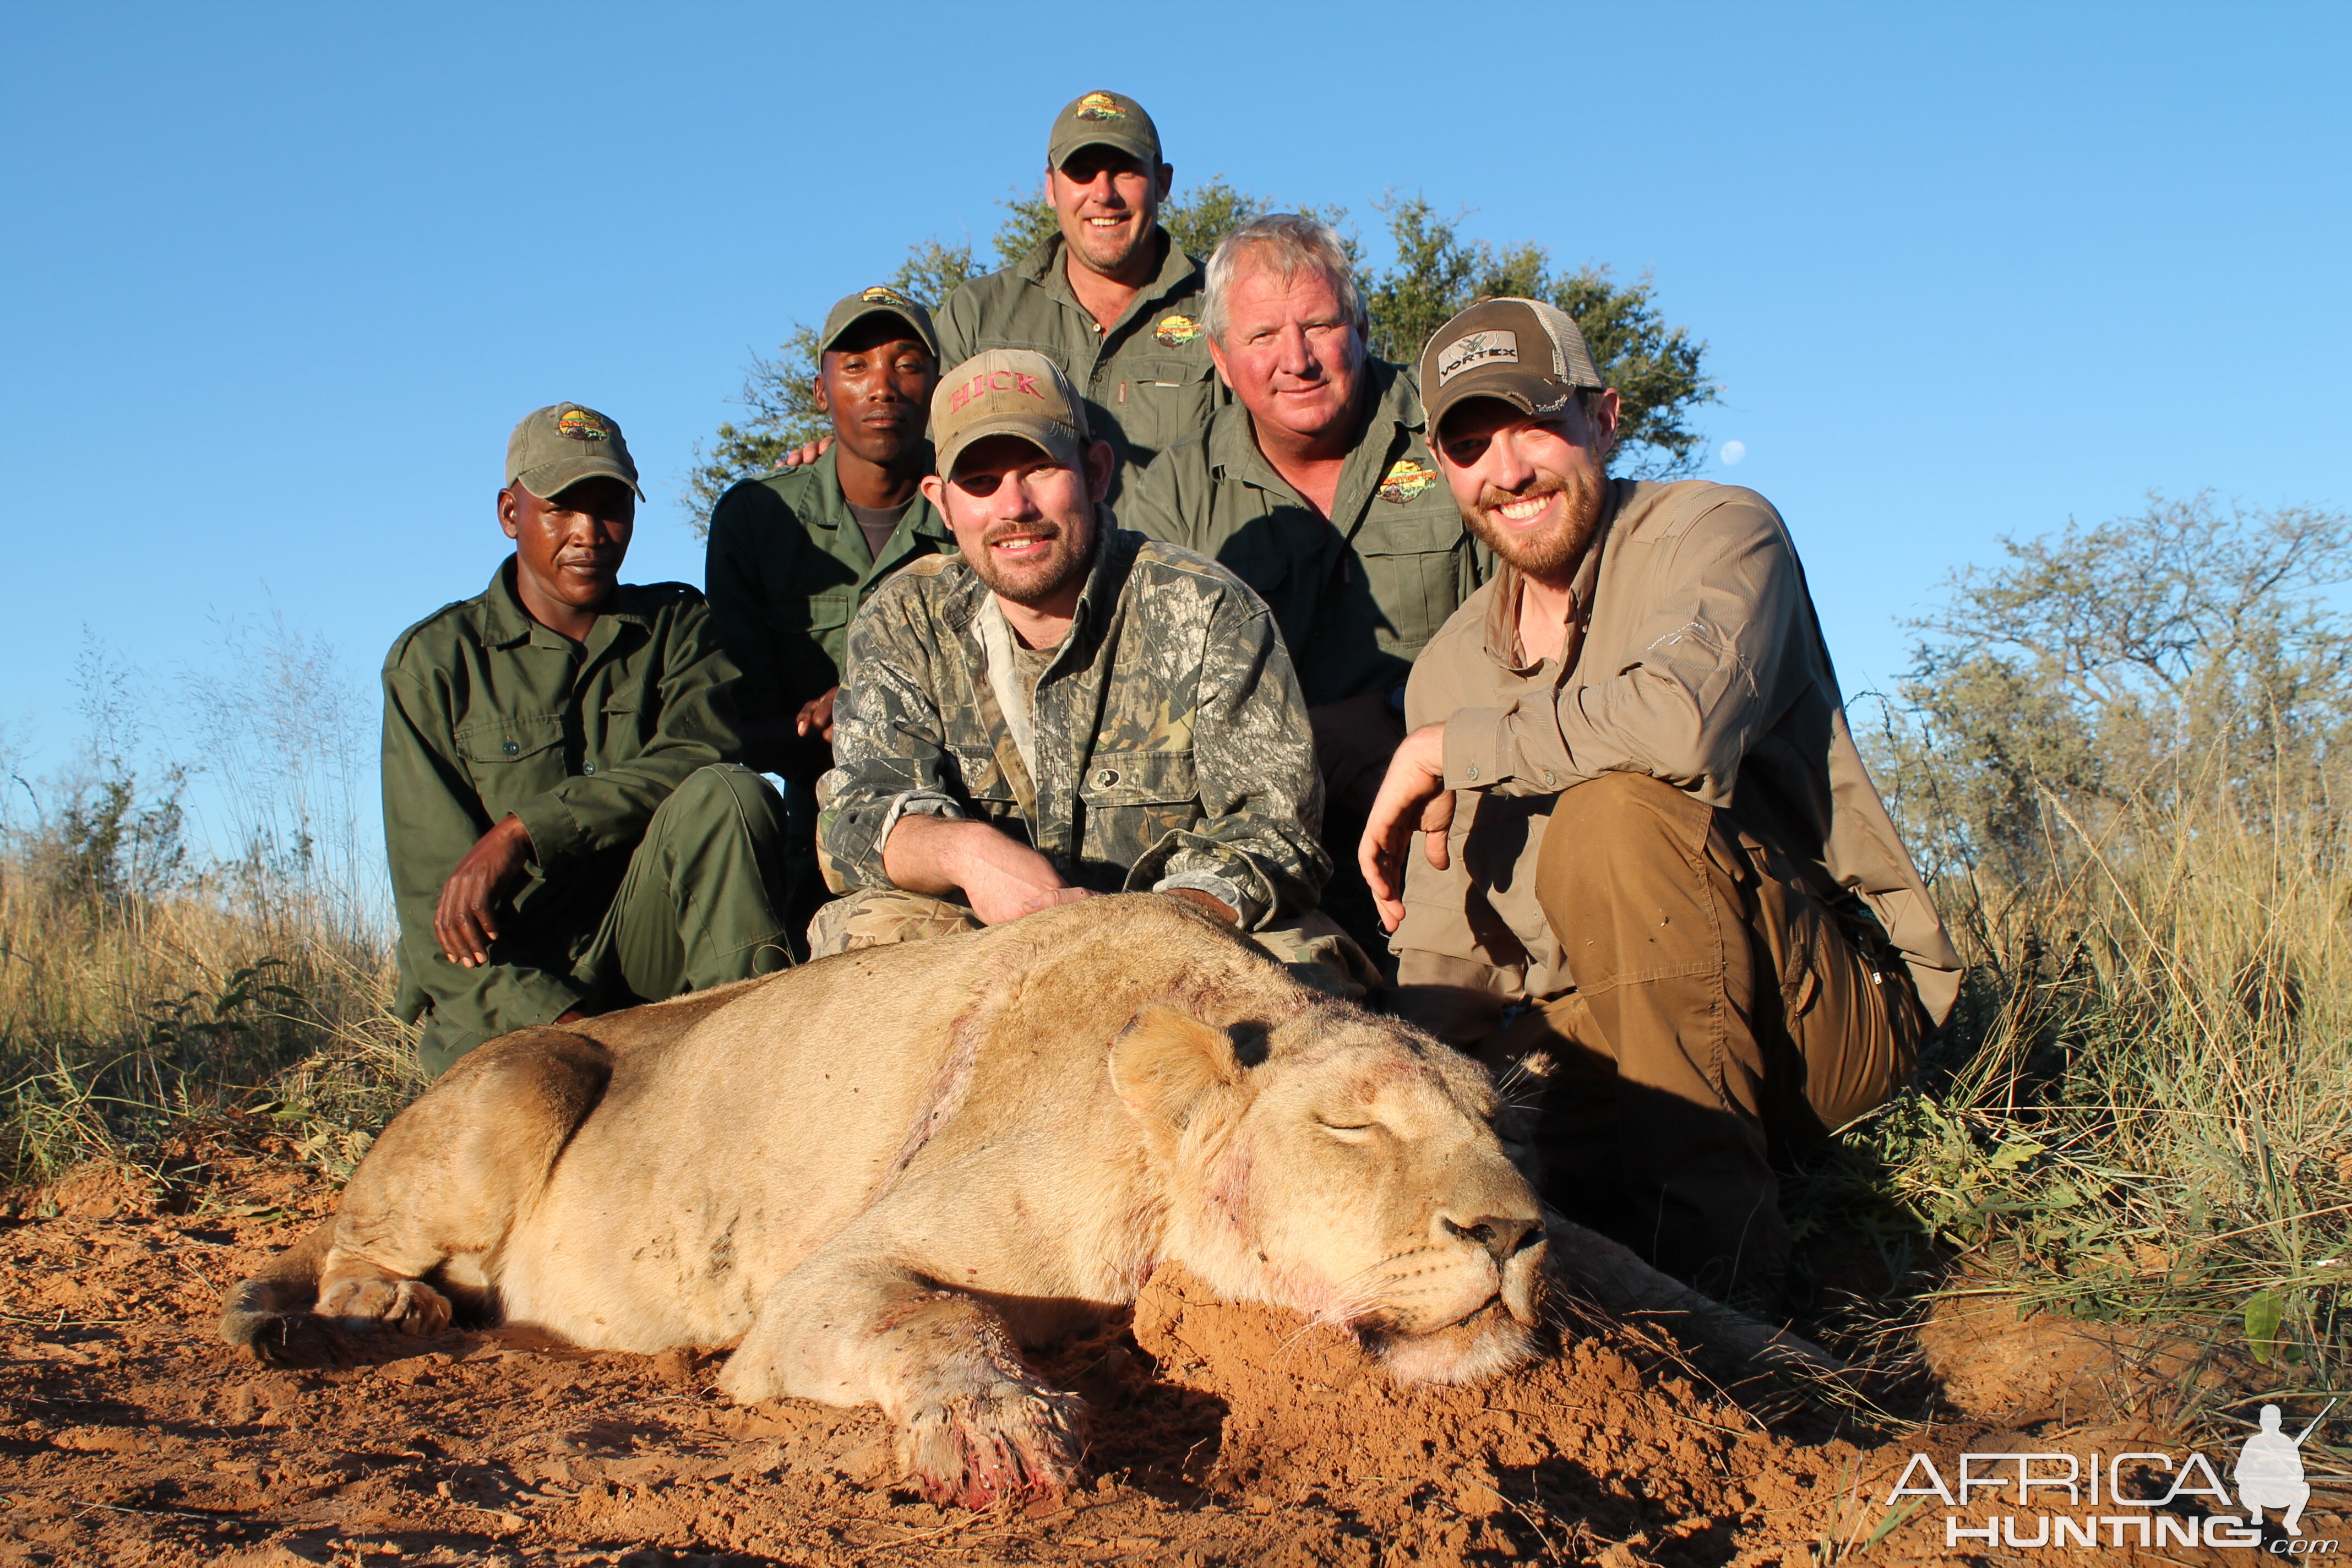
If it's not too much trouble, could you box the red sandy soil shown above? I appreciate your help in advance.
[1,1135,2331,1566]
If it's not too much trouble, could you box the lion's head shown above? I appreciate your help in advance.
[1109,1000,1545,1386]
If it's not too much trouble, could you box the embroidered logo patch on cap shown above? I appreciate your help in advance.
[1076,91,1126,121]
[861,286,913,306]
[1378,458,1438,504]
[1436,330,1520,385]
[556,408,612,441]
[1153,313,1202,347]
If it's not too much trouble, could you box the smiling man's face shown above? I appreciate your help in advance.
[1047,145,1169,282]
[923,434,1110,616]
[1432,393,1621,586]
[1208,255,1364,449]
[816,318,937,471]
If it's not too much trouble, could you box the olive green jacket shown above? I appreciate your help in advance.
[935,230,1221,486]
[380,559,748,1043]
[1120,357,1485,708]
[816,527,1329,930]
[704,446,954,747]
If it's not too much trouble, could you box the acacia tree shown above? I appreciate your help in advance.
[682,184,1716,526]
[1868,494,2352,883]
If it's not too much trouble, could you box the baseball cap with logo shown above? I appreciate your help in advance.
[1419,298,1606,438]
[505,403,643,500]
[1047,89,1163,171]
[818,285,941,361]
[930,349,1091,477]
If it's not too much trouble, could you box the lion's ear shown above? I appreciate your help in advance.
[1109,1004,1243,1131]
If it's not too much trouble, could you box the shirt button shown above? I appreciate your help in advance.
[1096,768,1120,786]
[584,762,596,775]
[502,739,519,756]
[1543,770,1559,786]
[1464,763,1480,781]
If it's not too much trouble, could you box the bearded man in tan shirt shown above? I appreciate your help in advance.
[1359,299,1963,1299]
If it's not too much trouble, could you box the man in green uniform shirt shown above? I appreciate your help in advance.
[934,90,1220,493]
[1123,215,1483,960]
[704,288,956,948]
[382,404,796,1076]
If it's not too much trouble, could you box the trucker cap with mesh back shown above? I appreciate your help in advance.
[1047,89,1162,170]
[1419,297,1605,438]
[930,350,1091,477]
[504,403,644,500]
[818,285,941,361]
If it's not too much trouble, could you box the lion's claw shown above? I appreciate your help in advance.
[901,1387,1085,1509]
[315,1275,453,1339]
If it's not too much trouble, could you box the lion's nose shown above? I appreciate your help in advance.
[1442,1213,1544,1265]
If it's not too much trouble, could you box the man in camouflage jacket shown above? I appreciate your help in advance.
[814,349,1368,988]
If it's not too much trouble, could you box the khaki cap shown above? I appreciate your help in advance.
[819,284,941,361]
[1047,89,1162,170]
[504,402,643,500]
[931,349,1090,477]
[1419,298,1605,437]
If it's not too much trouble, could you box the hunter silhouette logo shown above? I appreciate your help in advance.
[2238,1402,2329,1536]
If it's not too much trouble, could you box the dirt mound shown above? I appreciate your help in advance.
[1,1148,2324,1565]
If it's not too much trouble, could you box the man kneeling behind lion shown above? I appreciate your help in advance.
[220,895,1552,1506]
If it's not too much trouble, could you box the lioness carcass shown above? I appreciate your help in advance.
[221,895,1559,1504]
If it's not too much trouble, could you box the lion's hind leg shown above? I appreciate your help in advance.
[311,1027,612,1347]
[721,1253,1084,1509]
[220,1217,340,1365]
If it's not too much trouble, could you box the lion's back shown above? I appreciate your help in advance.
[487,897,1300,1348]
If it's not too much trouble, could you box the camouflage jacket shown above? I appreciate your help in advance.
[817,526,1329,929]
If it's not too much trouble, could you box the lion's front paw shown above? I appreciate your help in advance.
[315,1275,452,1338]
[899,1385,1085,1509]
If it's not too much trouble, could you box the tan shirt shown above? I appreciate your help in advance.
[1395,478,1962,1023]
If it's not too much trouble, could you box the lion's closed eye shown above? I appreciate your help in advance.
[1314,1115,1378,1141]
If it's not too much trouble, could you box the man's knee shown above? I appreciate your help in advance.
[1545,774,1706,868]
[806,889,983,959]
[652,764,787,843]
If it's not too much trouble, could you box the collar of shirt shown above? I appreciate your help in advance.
[798,442,949,568]
[1480,477,1625,676]
[1023,228,1204,336]
[480,556,656,658]
[1208,355,1418,530]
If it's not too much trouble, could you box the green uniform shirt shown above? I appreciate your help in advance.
[703,445,955,733]
[1119,357,1486,709]
[935,230,1221,486]
[380,559,749,1042]
[816,527,1330,930]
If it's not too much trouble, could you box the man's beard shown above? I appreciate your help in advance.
[965,508,1097,609]
[1461,464,1608,581]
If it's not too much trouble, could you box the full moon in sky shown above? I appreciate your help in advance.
[1719,440,1747,465]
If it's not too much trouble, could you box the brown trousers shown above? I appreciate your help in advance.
[1408,773,1927,1294]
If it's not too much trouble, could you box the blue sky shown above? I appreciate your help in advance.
[2,2,2345,863]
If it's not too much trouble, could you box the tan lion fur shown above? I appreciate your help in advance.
[219,895,1550,1506]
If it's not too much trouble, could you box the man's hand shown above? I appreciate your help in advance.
[883,814,1092,926]
[434,814,535,967]
[796,685,840,744]
[775,434,834,470]
[1161,886,1240,925]
[1308,690,1407,824]
[1357,724,1453,933]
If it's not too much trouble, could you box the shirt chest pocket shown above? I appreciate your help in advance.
[1353,505,1476,658]
[1110,354,1217,457]
[453,712,568,815]
[948,742,1021,805]
[1078,749,1203,867]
